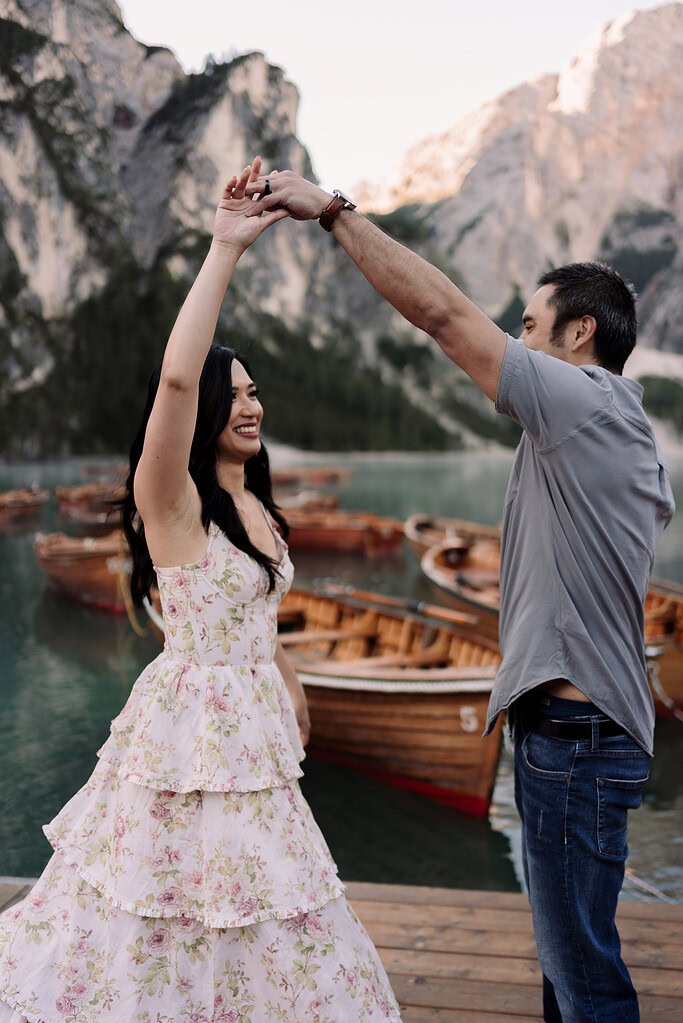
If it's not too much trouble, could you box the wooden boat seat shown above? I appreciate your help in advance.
[456,569,500,590]
[276,608,307,631]
[292,657,500,680]
[279,626,377,647]
[644,598,675,623]
[293,648,450,671]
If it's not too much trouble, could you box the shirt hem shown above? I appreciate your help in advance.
[484,675,653,755]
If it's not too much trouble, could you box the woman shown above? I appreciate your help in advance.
[0,160,401,1021]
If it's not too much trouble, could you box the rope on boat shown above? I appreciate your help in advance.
[117,549,148,638]
[623,867,677,904]
[646,656,683,724]
[294,672,495,694]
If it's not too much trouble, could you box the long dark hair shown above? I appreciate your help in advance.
[121,345,289,606]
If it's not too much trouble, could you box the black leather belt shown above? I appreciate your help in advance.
[533,718,626,740]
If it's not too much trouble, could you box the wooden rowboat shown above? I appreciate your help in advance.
[279,588,502,817]
[56,482,125,517]
[644,578,683,720]
[278,491,340,513]
[33,531,131,614]
[285,509,404,556]
[405,512,501,560]
[0,487,49,524]
[422,537,683,718]
[65,503,124,535]
[271,467,352,490]
[421,539,501,642]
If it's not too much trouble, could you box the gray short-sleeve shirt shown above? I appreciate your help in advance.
[485,335,675,753]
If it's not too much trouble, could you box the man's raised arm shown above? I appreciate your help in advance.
[246,169,507,402]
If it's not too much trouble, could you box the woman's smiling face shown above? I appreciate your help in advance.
[217,359,263,462]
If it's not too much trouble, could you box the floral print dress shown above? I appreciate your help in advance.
[0,514,402,1022]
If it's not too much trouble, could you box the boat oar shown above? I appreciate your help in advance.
[314,584,480,628]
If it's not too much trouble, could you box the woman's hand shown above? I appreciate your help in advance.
[290,681,311,748]
[274,640,311,747]
[213,158,289,255]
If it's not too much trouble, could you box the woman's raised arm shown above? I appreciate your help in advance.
[134,159,289,528]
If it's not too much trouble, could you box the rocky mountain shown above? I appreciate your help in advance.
[356,3,683,357]
[0,0,456,455]
[1,0,683,457]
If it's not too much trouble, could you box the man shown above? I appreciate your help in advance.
[244,166,675,1022]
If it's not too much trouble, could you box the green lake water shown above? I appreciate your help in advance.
[1,451,681,899]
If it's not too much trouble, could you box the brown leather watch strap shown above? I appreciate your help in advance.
[319,195,347,232]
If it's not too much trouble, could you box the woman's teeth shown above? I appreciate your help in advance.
[234,426,258,435]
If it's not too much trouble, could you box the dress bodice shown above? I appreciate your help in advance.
[98,513,301,793]
[154,517,294,668]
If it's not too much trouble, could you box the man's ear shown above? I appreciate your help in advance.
[571,315,597,353]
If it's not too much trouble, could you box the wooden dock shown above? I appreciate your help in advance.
[1,879,682,1020]
[346,882,683,1022]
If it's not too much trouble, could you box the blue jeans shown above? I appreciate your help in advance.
[513,693,650,1023]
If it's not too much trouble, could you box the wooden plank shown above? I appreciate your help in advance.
[624,942,683,972]
[353,899,539,931]
[280,626,376,646]
[383,948,543,985]
[389,975,682,1021]
[348,881,530,910]
[351,900,683,945]
[366,920,540,958]
[365,921,683,970]
[0,883,31,914]
[382,948,683,997]
[389,974,543,1016]
[400,1010,541,1023]
[348,882,683,921]
[301,649,455,671]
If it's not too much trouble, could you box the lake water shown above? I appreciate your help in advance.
[1,451,681,900]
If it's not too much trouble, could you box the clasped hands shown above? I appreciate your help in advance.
[212,155,335,254]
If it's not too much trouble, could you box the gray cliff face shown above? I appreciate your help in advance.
[0,0,454,456]
[2,1,682,455]
[0,0,348,454]
[357,3,683,353]
[0,0,181,306]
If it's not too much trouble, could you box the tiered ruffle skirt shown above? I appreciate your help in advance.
[0,653,401,1021]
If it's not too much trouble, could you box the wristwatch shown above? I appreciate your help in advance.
[319,188,357,231]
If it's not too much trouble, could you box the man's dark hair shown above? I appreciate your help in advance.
[537,261,637,374]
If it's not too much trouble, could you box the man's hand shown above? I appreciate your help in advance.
[245,169,332,222]
[213,158,290,255]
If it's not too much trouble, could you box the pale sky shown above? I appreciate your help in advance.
[118,0,666,192]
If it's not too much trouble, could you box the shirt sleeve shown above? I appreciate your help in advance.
[495,334,613,450]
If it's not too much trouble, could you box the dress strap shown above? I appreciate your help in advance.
[258,501,278,539]
[258,500,286,559]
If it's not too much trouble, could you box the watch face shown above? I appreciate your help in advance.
[333,188,357,208]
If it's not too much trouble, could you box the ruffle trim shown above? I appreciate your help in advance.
[0,991,39,1023]
[39,846,347,930]
[94,751,305,793]
[96,654,305,792]
[41,760,343,929]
